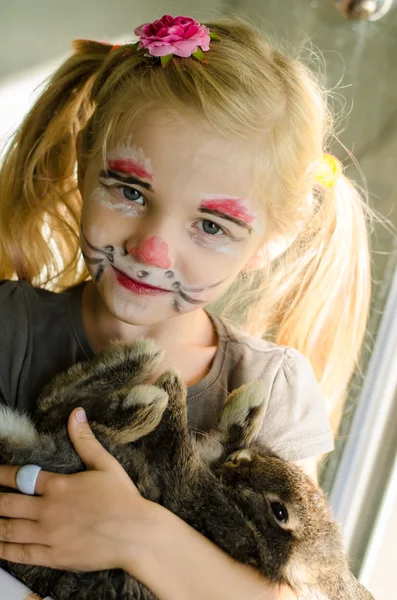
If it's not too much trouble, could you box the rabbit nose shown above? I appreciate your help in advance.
[128,236,172,269]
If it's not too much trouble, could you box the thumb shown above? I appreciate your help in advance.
[68,407,114,471]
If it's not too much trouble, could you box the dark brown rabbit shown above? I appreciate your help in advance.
[0,339,374,600]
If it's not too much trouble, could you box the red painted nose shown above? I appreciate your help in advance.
[129,236,171,269]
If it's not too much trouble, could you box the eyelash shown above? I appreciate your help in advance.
[116,185,146,205]
[101,181,238,240]
[193,220,228,238]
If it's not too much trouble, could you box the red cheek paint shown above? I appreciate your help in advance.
[129,236,171,269]
[200,198,255,225]
[107,158,153,182]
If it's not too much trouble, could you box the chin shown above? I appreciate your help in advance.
[90,266,202,326]
[96,283,174,327]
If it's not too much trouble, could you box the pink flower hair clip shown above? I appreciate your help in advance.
[132,14,221,68]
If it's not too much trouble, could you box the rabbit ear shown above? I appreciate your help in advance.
[217,381,267,446]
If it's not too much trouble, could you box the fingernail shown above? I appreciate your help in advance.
[76,408,87,422]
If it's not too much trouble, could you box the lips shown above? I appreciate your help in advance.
[112,266,172,295]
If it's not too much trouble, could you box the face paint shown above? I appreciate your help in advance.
[80,227,115,283]
[170,277,226,312]
[91,186,141,217]
[113,261,225,308]
[80,112,268,327]
[200,195,256,229]
[190,232,238,257]
[82,227,227,311]
[106,138,154,183]
[107,158,153,182]
[214,245,237,256]
[113,266,173,296]
[129,236,171,270]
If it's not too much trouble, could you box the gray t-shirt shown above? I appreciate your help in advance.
[0,280,334,461]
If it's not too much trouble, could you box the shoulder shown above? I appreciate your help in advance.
[213,314,314,384]
[0,279,44,354]
[0,279,83,321]
[0,281,57,401]
[0,280,87,413]
[213,315,335,461]
[0,279,70,346]
[0,279,64,317]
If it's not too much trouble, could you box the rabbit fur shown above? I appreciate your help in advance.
[0,339,374,600]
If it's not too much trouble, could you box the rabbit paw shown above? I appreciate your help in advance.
[218,380,266,446]
[92,384,169,444]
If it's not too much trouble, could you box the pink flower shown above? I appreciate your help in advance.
[134,14,211,58]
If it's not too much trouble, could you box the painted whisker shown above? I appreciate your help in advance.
[171,276,227,309]
[81,253,103,265]
[182,277,227,294]
[81,227,115,283]
[95,264,105,283]
[81,228,115,263]
[177,290,207,305]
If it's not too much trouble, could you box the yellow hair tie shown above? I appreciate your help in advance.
[315,154,343,187]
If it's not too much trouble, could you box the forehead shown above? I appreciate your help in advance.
[106,111,258,199]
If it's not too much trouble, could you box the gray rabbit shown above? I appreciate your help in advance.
[0,339,374,599]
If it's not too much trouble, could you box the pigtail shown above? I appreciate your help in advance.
[0,40,113,287]
[244,174,372,432]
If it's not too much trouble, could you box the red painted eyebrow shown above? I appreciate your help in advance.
[106,158,153,182]
[200,199,255,225]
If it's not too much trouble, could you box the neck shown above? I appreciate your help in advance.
[81,280,215,353]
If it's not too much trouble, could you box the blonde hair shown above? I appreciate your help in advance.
[0,18,373,432]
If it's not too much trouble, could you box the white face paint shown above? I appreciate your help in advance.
[196,192,259,257]
[214,245,237,256]
[199,193,259,231]
[106,135,154,182]
[189,232,239,257]
[79,110,269,328]
[91,186,141,218]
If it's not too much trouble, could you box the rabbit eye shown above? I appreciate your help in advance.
[270,501,288,523]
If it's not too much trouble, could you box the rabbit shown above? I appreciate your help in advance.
[0,339,374,600]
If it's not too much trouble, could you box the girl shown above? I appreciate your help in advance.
[0,14,371,600]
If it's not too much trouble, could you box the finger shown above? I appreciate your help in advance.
[67,408,118,471]
[0,541,53,568]
[0,492,41,520]
[0,465,19,489]
[0,518,42,544]
[0,465,59,497]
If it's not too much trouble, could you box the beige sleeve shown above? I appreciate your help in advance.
[257,347,334,462]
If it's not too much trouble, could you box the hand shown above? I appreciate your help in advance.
[0,407,152,572]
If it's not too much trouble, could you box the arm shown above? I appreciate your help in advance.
[0,410,296,599]
[125,502,297,600]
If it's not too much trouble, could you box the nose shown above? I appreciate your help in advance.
[128,236,172,269]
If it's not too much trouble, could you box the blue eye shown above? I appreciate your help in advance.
[197,220,223,235]
[119,186,145,204]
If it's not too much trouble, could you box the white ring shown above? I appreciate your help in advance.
[16,464,42,495]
